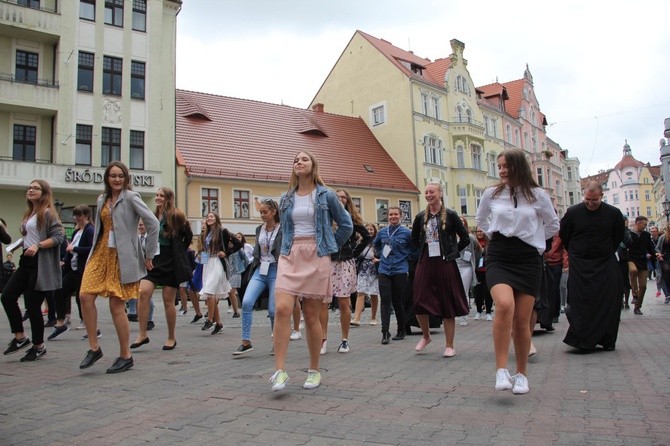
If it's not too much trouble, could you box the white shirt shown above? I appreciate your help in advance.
[475,185,559,254]
[23,214,40,248]
[258,225,279,263]
[292,191,316,237]
[70,229,83,270]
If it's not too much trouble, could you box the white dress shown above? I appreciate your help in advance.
[200,245,231,299]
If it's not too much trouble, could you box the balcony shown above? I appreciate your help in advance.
[0,72,59,113]
[449,116,484,138]
[0,0,61,43]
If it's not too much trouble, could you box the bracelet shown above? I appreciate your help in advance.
[36,242,43,250]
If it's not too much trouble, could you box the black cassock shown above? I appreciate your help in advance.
[559,202,624,351]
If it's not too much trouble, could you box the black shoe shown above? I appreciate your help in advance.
[602,345,615,351]
[190,314,203,324]
[623,302,630,309]
[4,337,31,355]
[82,329,102,340]
[130,337,150,349]
[633,308,643,315]
[47,325,69,341]
[146,321,155,330]
[381,331,391,345]
[162,341,177,351]
[211,323,223,335]
[233,343,253,356]
[79,348,103,369]
[202,320,214,331]
[106,356,133,374]
[22,311,29,321]
[44,319,57,328]
[127,314,138,322]
[232,312,240,318]
[392,331,406,341]
[20,346,46,362]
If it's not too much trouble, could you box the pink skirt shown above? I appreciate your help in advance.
[275,237,332,302]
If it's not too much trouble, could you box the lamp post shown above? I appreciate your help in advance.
[660,118,670,225]
[54,199,63,216]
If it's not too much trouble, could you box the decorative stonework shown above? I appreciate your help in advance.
[103,98,122,124]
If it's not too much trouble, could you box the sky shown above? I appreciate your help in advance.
[175,0,670,178]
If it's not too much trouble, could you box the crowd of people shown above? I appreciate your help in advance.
[0,149,660,394]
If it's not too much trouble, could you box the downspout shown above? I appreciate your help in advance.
[409,79,421,204]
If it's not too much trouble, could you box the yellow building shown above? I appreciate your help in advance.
[0,0,180,239]
[175,91,419,237]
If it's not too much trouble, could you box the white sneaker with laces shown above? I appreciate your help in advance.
[337,340,350,353]
[269,369,289,391]
[303,369,321,389]
[290,330,302,341]
[474,312,482,320]
[495,368,514,390]
[320,339,327,355]
[512,373,529,394]
[485,313,493,321]
[459,316,468,326]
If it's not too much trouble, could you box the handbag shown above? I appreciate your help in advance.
[191,262,203,292]
[356,245,372,274]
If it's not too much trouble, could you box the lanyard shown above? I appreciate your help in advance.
[263,224,278,255]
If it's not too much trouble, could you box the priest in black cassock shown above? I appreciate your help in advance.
[559,181,624,352]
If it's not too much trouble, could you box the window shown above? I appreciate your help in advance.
[458,187,467,215]
[524,132,529,150]
[514,129,520,146]
[78,51,94,92]
[80,0,95,20]
[612,180,617,188]
[635,191,639,200]
[424,135,443,166]
[421,92,429,115]
[566,166,573,180]
[555,179,561,196]
[18,0,40,9]
[487,153,497,177]
[491,119,498,138]
[201,188,218,217]
[105,0,124,27]
[16,50,38,84]
[647,206,652,217]
[506,124,511,143]
[376,199,389,223]
[456,145,465,168]
[234,190,250,219]
[399,200,412,224]
[13,125,36,161]
[129,130,144,169]
[456,75,470,95]
[536,167,544,187]
[645,191,650,200]
[132,0,146,31]
[624,191,628,201]
[471,145,482,170]
[352,197,362,213]
[475,189,483,209]
[103,56,122,95]
[75,124,92,165]
[131,61,145,99]
[101,127,121,166]
[371,105,385,126]
[432,96,440,119]
[484,116,490,135]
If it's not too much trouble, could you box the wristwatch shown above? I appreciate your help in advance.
[36,242,43,250]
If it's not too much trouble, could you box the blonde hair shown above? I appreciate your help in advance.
[423,182,447,231]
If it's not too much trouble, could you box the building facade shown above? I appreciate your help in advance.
[0,0,180,238]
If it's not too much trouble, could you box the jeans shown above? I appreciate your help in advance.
[128,295,155,320]
[241,263,276,341]
[378,273,407,334]
[0,254,46,345]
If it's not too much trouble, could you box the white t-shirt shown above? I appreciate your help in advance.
[258,224,280,263]
[70,229,83,270]
[23,214,40,248]
[292,191,316,237]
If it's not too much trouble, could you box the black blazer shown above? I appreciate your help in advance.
[411,208,469,262]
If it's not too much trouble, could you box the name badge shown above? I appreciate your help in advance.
[478,257,484,268]
[462,251,472,262]
[108,231,116,248]
[615,252,620,262]
[428,241,440,257]
[201,252,209,265]
[382,244,392,258]
[260,260,270,276]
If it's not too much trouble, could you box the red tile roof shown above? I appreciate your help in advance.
[424,58,452,88]
[581,171,611,190]
[176,90,419,193]
[614,155,645,170]
[499,79,525,119]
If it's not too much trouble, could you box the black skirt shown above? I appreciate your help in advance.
[485,232,542,297]
[143,242,180,288]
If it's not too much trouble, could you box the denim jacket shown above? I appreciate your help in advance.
[373,224,412,275]
[279,184,353,257]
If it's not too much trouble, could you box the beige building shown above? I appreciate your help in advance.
[0,0,180,239]
[311,31,574,221]
[175,90,419,237]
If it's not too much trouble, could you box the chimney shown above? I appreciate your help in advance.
[312,103,324,113]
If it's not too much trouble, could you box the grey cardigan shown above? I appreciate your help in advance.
[89,189,159,284]
[31,210,65,292]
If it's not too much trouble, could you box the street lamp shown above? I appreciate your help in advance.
[54,199,63,216]
[663,201,670,224]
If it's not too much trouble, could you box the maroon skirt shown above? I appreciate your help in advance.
[413,249,469,319]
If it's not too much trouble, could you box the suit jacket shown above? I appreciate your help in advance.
[90,189,159,284]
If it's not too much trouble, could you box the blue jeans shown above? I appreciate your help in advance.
[241,263,276,341]
[127,296,154,321]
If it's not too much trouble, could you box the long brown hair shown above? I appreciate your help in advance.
[103,161,132,199]
[492,148,538,203]
[155,187,187,238]
[201,212,222,254]
[22,179,60,232]
[288,150,325,192]
[336,189,363,225]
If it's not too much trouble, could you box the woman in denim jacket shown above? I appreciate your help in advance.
[269,151,353,391]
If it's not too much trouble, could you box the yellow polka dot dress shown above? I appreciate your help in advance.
[80,205,139,300]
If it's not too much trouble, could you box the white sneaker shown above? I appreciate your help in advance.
[269,369,289,391]
[473,312,482,320]
[485,313,493,321]
[320,339,327,355]
[303,369,321,389]
[459,316,468,326]
[227,308,233,314]
[337,340,350,353]
[512,373,529,394]
[495,368,514,390]
[290,330,302,341]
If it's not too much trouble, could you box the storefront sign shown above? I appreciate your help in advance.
[65,168,155,187]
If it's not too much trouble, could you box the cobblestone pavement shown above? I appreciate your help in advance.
[1,286,669,446]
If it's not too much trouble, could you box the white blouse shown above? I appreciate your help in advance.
[475,185,559,254]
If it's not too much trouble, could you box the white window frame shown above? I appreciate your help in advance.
[370,101,386,127]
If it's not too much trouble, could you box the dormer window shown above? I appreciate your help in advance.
[410,63,423,75]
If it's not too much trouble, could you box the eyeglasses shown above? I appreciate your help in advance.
[108,174,125,179]
[26,186,42,191]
